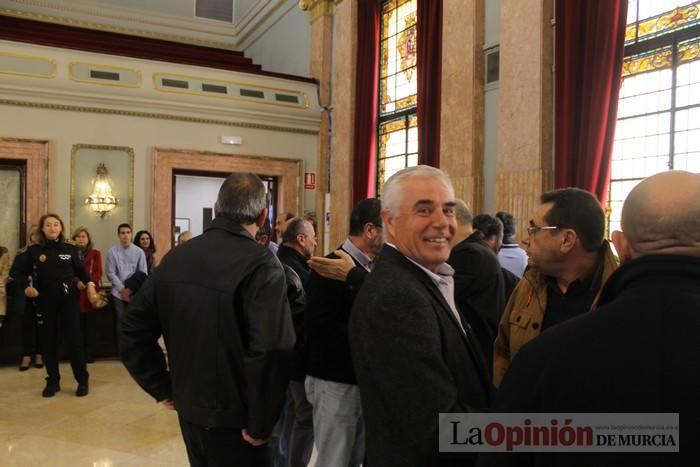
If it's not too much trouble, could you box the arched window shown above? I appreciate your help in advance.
[377,0,418,192]
[608,0,700,234]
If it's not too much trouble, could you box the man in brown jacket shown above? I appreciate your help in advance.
[492,188,618,387]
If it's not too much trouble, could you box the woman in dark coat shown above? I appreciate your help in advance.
[72,227,103,363]
[9,225,43,371]
[15,213,97,397]
[134,229,157,273]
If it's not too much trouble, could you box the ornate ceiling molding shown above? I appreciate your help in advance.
[298,0,334,23]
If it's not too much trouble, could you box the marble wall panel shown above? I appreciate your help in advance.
[0,168,21,255]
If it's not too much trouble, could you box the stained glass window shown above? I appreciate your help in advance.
[377,0,418,192]
[608,1,700,235]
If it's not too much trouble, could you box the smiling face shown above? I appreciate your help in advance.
[138,233,151,249]
[383,176,457,272]
[41,216,63,241]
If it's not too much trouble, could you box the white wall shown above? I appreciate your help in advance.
[175,174,224,237]
[244,0,311,77]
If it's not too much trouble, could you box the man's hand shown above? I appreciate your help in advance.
[241,429,267,446]
[24,286,39,298]
[308,250,355,282]
[159,399,175,410]
[120,287,133,302]
[77,280,86,291]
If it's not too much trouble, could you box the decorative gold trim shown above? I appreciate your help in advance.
[299,0,334,23]
[68,61,143,88]
[152,72,310,109]
[0,51,57,79]
[0,99,319,135]
[0,8,235,50]
[70,144,134,230]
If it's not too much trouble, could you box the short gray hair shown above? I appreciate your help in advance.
[282,217,308,243]
[215,173,267,224]
[381,165,454,216]
[454,200,473,226]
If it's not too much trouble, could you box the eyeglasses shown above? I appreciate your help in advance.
[526,225,560,235]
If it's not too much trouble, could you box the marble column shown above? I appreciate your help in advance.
[303,0,354,253]
[327,0,355,250]
[496,0,554,237]
[439,0,485,211]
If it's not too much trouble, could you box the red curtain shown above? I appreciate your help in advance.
[352,0,380,204]
[417,0,443,167]
[555,0,628,205]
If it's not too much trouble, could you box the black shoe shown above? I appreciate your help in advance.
[86,353,95,364]
[76,381,89,397]
[42,380,60,398]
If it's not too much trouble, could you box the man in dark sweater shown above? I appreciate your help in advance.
[304,198,383,467]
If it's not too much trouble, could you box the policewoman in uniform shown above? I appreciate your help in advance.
[16,213,97,398]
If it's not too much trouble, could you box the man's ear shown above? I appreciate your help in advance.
[256,207,268,228]
[560,229,578,254]
[381,209,395,241]
[611,230,633,263]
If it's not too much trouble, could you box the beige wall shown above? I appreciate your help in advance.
[0,41,320,252]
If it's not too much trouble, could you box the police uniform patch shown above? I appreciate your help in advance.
[39,254,47,262]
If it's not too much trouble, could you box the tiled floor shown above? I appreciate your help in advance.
[0,360,189,466]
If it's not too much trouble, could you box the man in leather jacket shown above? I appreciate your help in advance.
[120,173,295,467]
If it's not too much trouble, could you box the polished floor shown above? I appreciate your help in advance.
[0,359,189,466]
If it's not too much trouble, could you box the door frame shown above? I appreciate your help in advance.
[152,147,302,257]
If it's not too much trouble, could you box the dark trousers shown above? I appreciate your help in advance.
[79,312,97,358]
[178,416,269,467]
[20,300,41,357]
[37,291,89,384]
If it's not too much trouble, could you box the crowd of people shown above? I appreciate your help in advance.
[2,167,699,466]
[0,217,183,397]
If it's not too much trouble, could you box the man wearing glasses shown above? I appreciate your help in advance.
[492,188,618,387]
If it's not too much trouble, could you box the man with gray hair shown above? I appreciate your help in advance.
[479,170,700,466]
[350,165,491,467]
[120,172,295,467]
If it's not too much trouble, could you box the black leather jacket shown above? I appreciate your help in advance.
[119,215,295,438]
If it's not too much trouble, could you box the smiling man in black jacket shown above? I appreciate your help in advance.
[120,173,295,467]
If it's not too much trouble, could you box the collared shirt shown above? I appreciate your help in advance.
[106,243,148,298]
[541,252,605,331]
[385,243,465,334]
[342,238,374,272]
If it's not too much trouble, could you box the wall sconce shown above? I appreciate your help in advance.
[85,163,118,218]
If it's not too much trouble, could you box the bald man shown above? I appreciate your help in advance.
[478,171,700,467]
